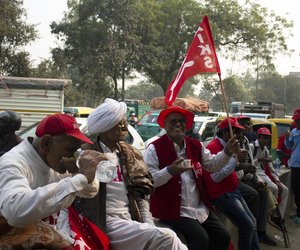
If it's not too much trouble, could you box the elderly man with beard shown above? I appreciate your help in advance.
[0,113,101,249]
[143,107,240,250]
[74,98,188,250]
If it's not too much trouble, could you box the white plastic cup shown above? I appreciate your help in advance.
[182,159,192,168]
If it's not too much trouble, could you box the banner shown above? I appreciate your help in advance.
[165,15,221,106]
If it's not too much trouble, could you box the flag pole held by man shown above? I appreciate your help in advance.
[165,15,233,136]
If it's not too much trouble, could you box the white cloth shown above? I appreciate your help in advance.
[99,141,187,250]
[88,98,127,134]
[250,140,289,217]
[250,140,279,181]
[107,215,187,250]
[0,139,98,227]
[144,138,232,223]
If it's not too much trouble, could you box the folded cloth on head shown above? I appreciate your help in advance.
[88,98,127,134]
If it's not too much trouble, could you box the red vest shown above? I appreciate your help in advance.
[203,138,238,200]
[151,134,211,220]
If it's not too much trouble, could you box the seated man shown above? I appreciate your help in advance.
[0,110,23,157]
[237,116,256,143]
[203,117,260,250]
[237,117,277,246]
[72,98,187,250]
[250,127,289,223]
[0,114,101,249]
[144,107,240,250]
[128,111,138,128]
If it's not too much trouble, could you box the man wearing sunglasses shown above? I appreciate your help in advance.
[144,106,240,250]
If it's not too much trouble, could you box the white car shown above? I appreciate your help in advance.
[144,116,217,147]
[19,117,146,155]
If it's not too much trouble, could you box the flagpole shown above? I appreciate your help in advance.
[218,74,234,138]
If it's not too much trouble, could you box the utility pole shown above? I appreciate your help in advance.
[284,77,287,105]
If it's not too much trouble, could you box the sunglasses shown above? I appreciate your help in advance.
[168,119,186,126]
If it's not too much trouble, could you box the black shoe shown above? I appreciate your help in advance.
[258,232,277,246]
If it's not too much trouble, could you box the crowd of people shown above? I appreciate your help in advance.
[0,103,299,250]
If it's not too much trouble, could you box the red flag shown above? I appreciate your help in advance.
[68,206,111,250]
[165,16,221,106]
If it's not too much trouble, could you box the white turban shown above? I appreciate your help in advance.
[88,98,127,134]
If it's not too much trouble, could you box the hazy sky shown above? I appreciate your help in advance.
[23,0,300,76]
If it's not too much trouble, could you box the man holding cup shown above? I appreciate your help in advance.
[144,106,240,250]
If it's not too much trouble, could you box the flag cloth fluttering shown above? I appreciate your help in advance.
[165,15,221,106]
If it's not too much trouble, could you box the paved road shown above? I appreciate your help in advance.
[260,207,300,250]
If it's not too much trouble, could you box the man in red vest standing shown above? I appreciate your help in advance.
[144,107,240,250]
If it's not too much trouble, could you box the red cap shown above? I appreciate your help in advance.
[36,114,93,144]
[257,127,271,136]
[218,117,245,130]
[237,115,251,121]
[157,106,194,130]
[292,109,300,120]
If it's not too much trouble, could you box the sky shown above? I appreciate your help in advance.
[23,0,300,76]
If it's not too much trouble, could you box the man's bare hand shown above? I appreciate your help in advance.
[238,163,256,175]
[168,158,193,176]
[237,149,249,163]
[224,135,240,155]
[258,156,272,163]
[285,128,291,139]
[78,150,108,183]
[60,157,78,174]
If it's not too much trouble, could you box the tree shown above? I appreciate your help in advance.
[204,0,293,69]
[51,0,144,103]
[125,81,164,101]
[136,0,204,93]
[49,0,292,105]
[137,0,292,93]
[199,75,252,111]
[0,0,37,76]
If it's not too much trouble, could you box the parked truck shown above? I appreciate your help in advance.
[124,99,150,120]
[0,76,71,130]
[230,101,285,118]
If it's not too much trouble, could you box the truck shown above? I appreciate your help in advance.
[230,101,285,118]
[124,99,150,120]
[0,76,71,130]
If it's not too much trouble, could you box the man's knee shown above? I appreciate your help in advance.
[150,227,182,245]
[242,219,256,234]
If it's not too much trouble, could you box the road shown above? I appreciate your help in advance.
[260,206,300,250]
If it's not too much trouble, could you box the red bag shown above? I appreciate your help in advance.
[68,206,111,250]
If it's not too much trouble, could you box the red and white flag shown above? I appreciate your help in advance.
[165,16,221,106]
[68,206,111,250]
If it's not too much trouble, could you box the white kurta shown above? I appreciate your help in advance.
[99,142,188,250]
[250,140,289,217]
[0,138,98,228]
